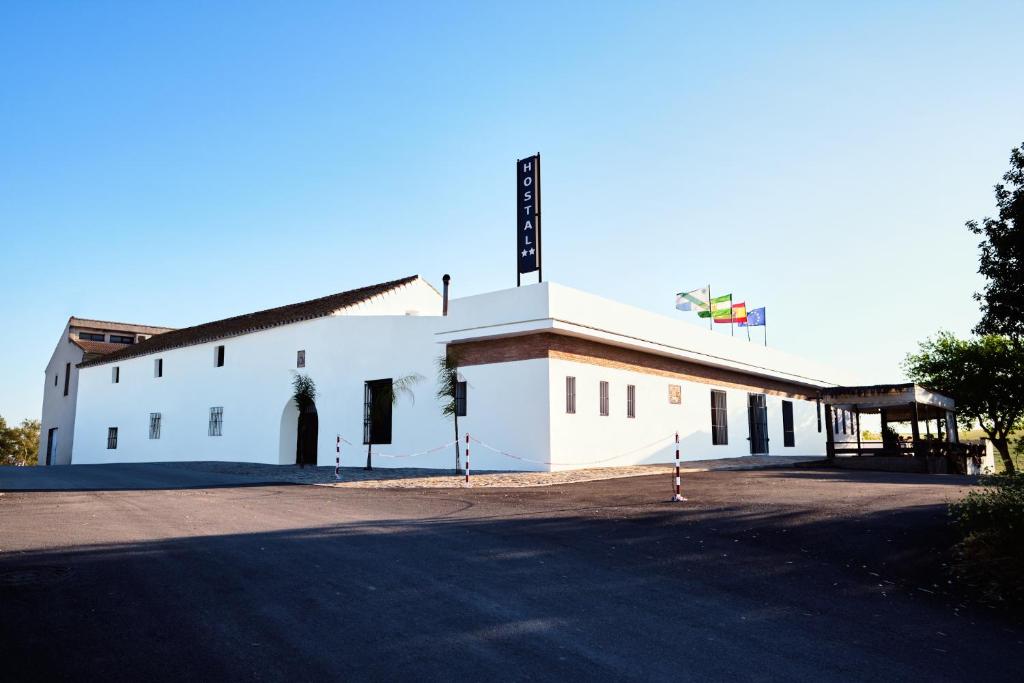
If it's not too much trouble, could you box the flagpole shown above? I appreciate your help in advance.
[707,283,713,331]
[730,294,734,337]
[764,317,767,347]
[746,311,751,342]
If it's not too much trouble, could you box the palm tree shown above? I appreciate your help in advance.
[436,351,462,474]
[365,373,423,470]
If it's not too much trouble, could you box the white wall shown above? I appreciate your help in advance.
[38,324,83,465]
[546,357,826,471]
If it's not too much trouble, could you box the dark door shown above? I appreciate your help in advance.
[45,428,57,465]
[747,393,769,454]
[296,404,319,466]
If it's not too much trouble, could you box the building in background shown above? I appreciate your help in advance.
[39,317,175,465]
[56,276,854,470]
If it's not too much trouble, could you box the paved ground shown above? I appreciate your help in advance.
[2,468,1020,681]
[0,456,821,491]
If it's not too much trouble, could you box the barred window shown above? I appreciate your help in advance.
[107,427,118,450]
[626,384,636,419]
[149,413,161,440]
[565,376,576,414]
[112,366,120,384]
[154,358,163,378]
[296,350,306,368]
[209,407,223,436]
[215,345,225,367]
[710,390,728,445]
[599,381,609,416]
[455,381,467,417]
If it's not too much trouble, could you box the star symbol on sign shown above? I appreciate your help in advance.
[521,249,528,257]
[529,248,535,256]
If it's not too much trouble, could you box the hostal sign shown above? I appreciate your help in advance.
[517,154,541,281]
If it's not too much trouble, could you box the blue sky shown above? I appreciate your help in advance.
[1,2,1021,422]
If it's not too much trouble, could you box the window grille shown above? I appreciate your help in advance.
[154,358,163,378]
[149,413,161,440]
[107,427,118,449]
[626,384,636,418]
[209,407,223,436]
[599,381,609,416]
[711,390,729,445]
[215,345,225,367]
[112,366,120,384]
[455,381,467,417]
[297,350,305,368]
[565,376,576,414]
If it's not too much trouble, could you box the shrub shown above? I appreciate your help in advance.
[949,474,1024,606]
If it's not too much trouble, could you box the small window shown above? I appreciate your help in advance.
[107,427,118,449]
[296,350,306,368]
[54,374,58,387]
[112,366,120,384]
[668,384,681,404]
[626,384,636,418]
[215,345,225,367]
[599,381,609,416]
[711,390,728,445]
[566,376,576,414]
[782,401,795,448]
[208,407,223,436]
[154,358,163,378]
[149,413,161,439]
[816,399,822,433]
[455,381,467,417]
[79,332,104,341]
[109,335,135,344]
[63,362,70,396]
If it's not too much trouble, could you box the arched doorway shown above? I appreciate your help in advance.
[296,402,319,467]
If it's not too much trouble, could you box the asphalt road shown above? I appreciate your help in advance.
[2,468,1020,681]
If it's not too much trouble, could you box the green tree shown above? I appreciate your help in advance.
[0,416,40,467]
[968,141,1024,339]
[903,333,1024,473]
[435,351,462,474]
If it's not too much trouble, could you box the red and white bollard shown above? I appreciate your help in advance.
[335,435,341,480]
[464,432,471,486]
[672,431,686,502]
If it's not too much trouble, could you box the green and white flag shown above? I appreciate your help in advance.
[675,287,710,312]
[698,294,732,319]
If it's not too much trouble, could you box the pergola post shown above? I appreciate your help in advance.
[855,407,862,456]
[910,402,921,456]
[824,403,835,459]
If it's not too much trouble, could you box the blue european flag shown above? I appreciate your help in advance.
[739,307,765,327]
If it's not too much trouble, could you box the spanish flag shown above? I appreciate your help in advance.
[714,301,747,324]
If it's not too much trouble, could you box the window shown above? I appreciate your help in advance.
[710,390,728,445]
[782,401,795,447]
[112,366,120,384]
[215,345,225,367]
[109,335,134,344]
[668,384,681,404]
[455,381,467,417]
[63,362,70,396]
[79,332,104,341]
[54,374,58,387]
[626,384,636,418]
[107,427,118,449]
[154,358,163,378]
[208,407,223,436]
[363,379,393,444]
[599,381,609,416]
[565,376,576,414]
[296,350,306,368]
[149,413,161,439]
[816,399,822,433]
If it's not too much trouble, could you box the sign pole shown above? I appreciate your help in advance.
[536,153,542,284]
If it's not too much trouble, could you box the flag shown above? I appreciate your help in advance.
[738,307,765,327]
[675,287,710,312]
[698,294,732,319]
[714,301,747,324]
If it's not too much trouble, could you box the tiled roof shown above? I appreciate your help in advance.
[79,275,422,368]
[69,317,175,335]
[71,339,134,356]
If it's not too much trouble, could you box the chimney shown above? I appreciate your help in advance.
[442,274,451,316]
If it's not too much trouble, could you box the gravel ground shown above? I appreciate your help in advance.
[155,456,821,489]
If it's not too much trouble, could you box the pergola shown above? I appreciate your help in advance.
[819,383,959,458]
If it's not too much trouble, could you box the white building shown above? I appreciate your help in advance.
[52,275,855,471]
[39,317,175,465]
